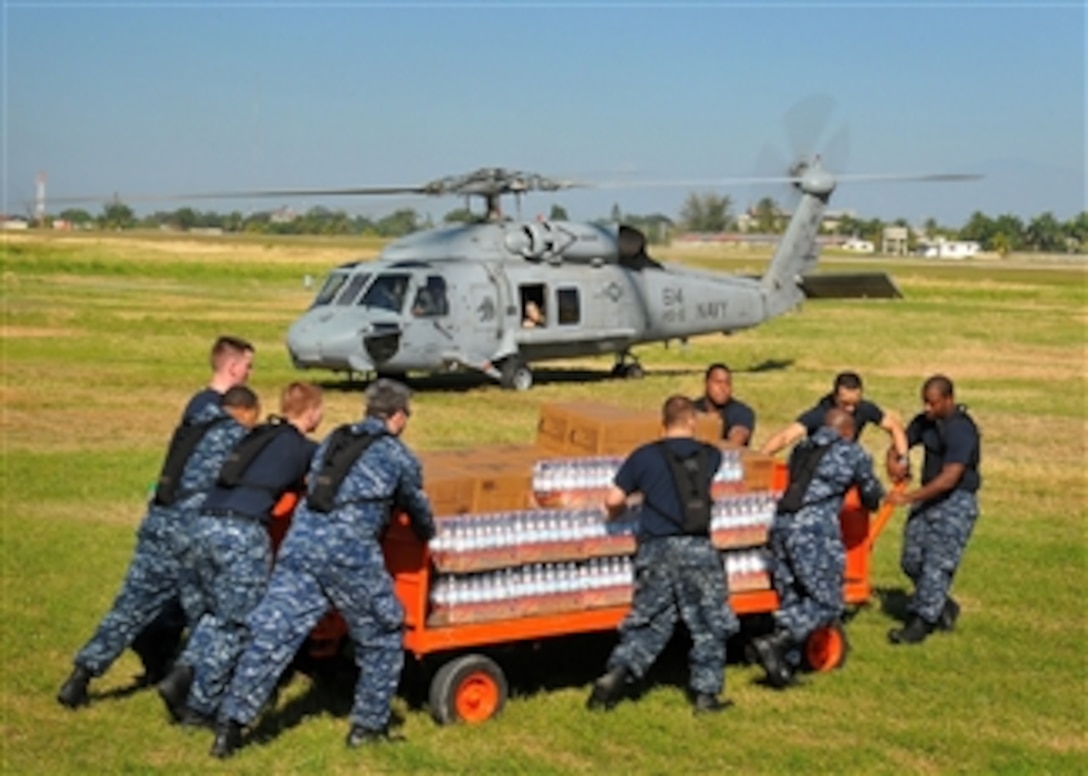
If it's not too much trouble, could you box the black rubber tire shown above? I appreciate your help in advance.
[429,654,508,725]
[499,358,533,391]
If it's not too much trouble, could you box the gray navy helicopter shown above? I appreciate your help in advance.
[280,160,974,390]
[53,100,977,390]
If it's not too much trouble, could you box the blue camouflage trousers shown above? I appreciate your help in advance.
[607,536,738,696]
[900,490,978,623]
[74,524,185,676]
[219,537,404,732]
[769,510,846,644]
[182,516,271,716]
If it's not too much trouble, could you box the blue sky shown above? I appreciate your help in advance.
[4,1,1085,226]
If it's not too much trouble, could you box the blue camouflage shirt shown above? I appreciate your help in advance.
[784,426,885,519]
[142,402,249,539]
[290,416,434,545]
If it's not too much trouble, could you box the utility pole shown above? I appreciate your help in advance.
[35,172,47,227]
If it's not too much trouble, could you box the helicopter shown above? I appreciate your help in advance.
[43,101,978,390]
[281,162,975,390]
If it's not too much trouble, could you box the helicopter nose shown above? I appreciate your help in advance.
[286,314,374,371]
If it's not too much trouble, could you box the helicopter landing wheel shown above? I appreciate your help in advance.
[611,355,644,380]
[499,358,533,391]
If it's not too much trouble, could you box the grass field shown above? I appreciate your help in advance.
[2,231,1085,774]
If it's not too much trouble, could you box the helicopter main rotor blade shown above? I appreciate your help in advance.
[833,172,983,183]
[147,185,427,201]
[44,185,426,205]
[587,176,802,190]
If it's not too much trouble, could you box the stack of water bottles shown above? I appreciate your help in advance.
[428,557,635,625]
[724,548,773,592]
[426,449,781,625]
[427,506,638,573]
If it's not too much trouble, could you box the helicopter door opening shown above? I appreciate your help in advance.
[519,283,547,328]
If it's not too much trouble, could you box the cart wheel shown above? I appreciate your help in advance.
[803,622,849,672]
[429,654,508,725]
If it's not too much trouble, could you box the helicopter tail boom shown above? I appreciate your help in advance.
[759,182,829,318]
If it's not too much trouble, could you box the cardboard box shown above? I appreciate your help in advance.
[421,464,476,517]
[454,458,534,513]
[741,450,778,492]
[537,402,723,457]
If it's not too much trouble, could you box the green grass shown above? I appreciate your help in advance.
[2,231,1085,774]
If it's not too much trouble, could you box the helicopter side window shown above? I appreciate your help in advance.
[411,275,449,318]
[519,284,547,328]
[311,273,349,307]
[334,273,371,306]
[556,287,580,326]
[360,273,411,313]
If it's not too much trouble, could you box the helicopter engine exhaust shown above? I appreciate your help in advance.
[617,225,646,260]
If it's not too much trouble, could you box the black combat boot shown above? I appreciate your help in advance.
[210,720,243,759]
[753,630,795,689]
[156,662,194,722]
[585,665,630,711]
[346,724,404,748]
[937,597,960,632]
[57,665,93,709]
[888,616,934,645]
[178,707,214,730]
[690,692,734,715]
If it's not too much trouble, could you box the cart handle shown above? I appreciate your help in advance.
[865,483,906,552]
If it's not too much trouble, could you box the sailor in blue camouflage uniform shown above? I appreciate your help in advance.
[131,335,256,684]
[752,407,884,688]
[158,383,323,727]
[587,395,737,715]
[888,374,981,645]
[209,378,434,758]
[56,386,260,709]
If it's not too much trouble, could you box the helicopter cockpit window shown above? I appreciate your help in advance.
[360,273,411,313]
[312,273,349,307]
[411,275,449,318]
[556,287,581,326]
[334,273,371,306]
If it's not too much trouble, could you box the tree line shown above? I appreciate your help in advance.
[47,194,1088,254]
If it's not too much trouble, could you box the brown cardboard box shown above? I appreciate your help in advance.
[421,463,476,517]
[741,449,777,491]
[537,402,723,457]
[455,458,534,513]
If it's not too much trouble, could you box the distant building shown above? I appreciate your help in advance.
[842,238,875,254]
[1,216,29,230]
[882,226,910,256]
[916,238,980,260]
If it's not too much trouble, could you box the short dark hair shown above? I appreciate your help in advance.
[923,374,954,398]
[662,395,696,428]
[210,335,254,369]
[366,378,412,419]
[704,362,731,380]
[222,385,259,410]
[824,407,855,437]
[833,371,863,392]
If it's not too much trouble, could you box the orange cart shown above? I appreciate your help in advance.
[320,464,898,726]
